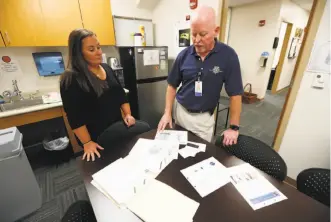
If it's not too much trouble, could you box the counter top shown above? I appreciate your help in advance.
[0,88,129,118]
[0,102,63,118]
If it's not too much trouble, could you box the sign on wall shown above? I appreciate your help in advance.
[307,41,330,74]
[0,56,20,74]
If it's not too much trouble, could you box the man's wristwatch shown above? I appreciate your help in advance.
[229,125,240,131]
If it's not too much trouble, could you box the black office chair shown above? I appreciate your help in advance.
[215,135,287,181]
[297,168,330,207]
[61,200,97,222]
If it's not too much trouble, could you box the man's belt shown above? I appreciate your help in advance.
[185,108,215,115]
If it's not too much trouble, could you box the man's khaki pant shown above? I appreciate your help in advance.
[174,100,215,142]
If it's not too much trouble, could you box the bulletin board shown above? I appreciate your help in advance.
[113,16,154,46]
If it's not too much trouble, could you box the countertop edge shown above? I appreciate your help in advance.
[0,102,63,118]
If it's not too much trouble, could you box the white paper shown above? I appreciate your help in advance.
[127,179,199,222]
[181,157,229,197]
[160,60,167,70]
[155,130,188,145]
[179,141,206,158]
[91,139,180,208]
[143,50,160,66]
[307,41,330,74]
[92,158,148,207]
[42,92,61,104]
[0,56,21,73]
[228,164,287,210]
[127,138,179,176]
[91,180,125,209]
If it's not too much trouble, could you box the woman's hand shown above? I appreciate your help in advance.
[82,141,104,161]
[124,114,136,127]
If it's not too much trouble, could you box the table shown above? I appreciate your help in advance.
[77,127,330,222]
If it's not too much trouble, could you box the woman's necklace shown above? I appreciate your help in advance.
[90,65,105,80]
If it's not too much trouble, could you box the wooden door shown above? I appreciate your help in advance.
[79,0,116,45]
[271,23,293,94]
[38,0,83,46]
[0,0,40,46]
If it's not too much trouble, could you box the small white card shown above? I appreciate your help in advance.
[195,81,202,96]
[179,141,206,158]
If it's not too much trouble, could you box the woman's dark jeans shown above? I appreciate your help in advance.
[97,120,150,148]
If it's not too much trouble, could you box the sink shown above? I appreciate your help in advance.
[0,97,44,112]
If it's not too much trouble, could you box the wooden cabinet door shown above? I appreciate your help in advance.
[38,0,83,46]
[0,0,40,46]
[79,0,116,45]
[0,32,5,47]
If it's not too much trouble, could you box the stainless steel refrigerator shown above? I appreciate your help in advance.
[117,46,168,129]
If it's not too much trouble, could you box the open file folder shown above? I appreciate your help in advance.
[127,179,199,222]
[91,139,180,208]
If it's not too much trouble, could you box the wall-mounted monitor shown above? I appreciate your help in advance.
[32,52,65,76]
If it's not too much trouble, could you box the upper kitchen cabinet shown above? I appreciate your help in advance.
[0,33,5,47]
[37,0,83,46]
[0,0,41,46]
[79,0,116,45]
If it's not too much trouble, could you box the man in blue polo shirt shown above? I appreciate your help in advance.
[158,6,243,144]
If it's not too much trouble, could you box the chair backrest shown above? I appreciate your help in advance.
[297,168,330,207]
[61,200,97,222]
[215,135,287,181]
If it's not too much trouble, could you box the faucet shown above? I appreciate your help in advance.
[12,80,24,100]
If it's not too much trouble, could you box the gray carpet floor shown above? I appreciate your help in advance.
[19,89,287,221]
[215,89,288,146]
[19,159,88,222]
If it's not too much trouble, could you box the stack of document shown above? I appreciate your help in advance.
[155,130,188,145]
[181,157,230,197]
[91,138,180,208]
[127,179,199,222]
[127,138,179,176]
[92,158,146,208]
[227,163,287,210]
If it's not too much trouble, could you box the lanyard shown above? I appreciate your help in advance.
[197,71,202,81]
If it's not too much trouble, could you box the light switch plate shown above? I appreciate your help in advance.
[312,73,325,89]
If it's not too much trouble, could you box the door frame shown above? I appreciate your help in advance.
[272,0,326,151]
[271,22,293,94]
[218,0,327,151]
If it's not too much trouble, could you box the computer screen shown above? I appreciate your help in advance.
[32,52,65,76]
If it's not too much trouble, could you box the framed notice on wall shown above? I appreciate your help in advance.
[307,41,330,74]
[288,37,300,59]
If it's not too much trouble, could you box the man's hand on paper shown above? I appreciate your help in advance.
[124,114,136,127]
[83,141,104,161]
[157,113,173,131]
[223,129,239,146]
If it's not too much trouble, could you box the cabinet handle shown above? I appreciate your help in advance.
[4,31,10,45]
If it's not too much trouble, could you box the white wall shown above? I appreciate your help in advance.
[276,0,310,90]
[152,0,221,59]
[278,1,330,179]
[0,46,118,94]
[110,0,153,19]
[227,0,281,98]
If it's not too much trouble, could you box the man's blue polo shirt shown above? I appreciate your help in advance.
[168,41,243,112]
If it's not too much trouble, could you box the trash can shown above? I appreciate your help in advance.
[0,127,42,222]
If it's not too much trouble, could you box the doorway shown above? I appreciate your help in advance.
[216,0,314,147]
[268,22,293,92]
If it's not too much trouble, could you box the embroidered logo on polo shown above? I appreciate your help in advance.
[210,66,223,75]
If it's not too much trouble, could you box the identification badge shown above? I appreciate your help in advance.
[195,81,202,96]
